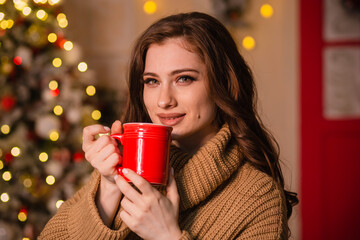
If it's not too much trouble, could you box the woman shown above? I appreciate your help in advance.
[40,12,298,239]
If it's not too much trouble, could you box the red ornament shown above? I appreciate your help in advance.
[1,95,16,111]
[73,151,85,162]
[50,88,59,97]
[4,152,14,164]
[14,56,22,65]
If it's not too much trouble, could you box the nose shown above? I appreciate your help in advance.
[157,85,176,109]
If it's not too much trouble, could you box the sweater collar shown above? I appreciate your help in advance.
[169,124,243,211]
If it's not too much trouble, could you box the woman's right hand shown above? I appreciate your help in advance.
[82,120,124,226]
[82,120,123,185]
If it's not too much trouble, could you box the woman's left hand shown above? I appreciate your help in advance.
[114,168,182,240]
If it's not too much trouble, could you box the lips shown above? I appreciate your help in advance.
[157,113,186,126]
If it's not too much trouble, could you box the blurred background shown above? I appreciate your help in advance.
[0,0,359,239]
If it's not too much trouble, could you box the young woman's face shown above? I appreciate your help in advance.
[143,38,218,152]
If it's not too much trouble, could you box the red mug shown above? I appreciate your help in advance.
[111,123,172,185]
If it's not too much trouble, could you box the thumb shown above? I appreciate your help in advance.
[167,168,180,208]
[111,120,123,134]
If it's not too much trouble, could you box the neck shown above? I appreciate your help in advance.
[172,125,219,154]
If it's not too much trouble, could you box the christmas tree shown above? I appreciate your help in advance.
[0,0,119,239]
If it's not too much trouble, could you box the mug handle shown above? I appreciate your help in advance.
[110,134,126,177]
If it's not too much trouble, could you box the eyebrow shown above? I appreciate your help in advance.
[142,68,200,77]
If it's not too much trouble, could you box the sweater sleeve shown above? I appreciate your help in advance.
[38,170,131,240]
[234,173,288,240]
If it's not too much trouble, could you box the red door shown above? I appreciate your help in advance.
[300,0,360,239]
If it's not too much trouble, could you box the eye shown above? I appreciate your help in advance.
[143,78,159,86]
[177,75,195,85]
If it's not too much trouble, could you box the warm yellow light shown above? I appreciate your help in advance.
[86,85,96,96]
[0,160,3,170]
[23,238,30,240]
[260,4,274,18]
[58,18,68,28]
[0,193,9,202]
[0,12,4,21]
[14,1,27,11]
[11,147,21,157]
[78,62,87,72]
[22,6,31,16]
[48,80,58,90]
[144,1,157,15]
[52,58,62,67]
[23,178,32,188]
[63,41,73,51]
[242,36,256,50]
[49,130,59,141]
[0,0,6,5]
[48,0,60,5]
[53,105,63,116]
[39,152,48,162]
[18,212,27,222]
[48,33,57,43]
[6,19,14,29]
[2,171,12,181]
[36,9,48,21]
[1,124,10,134]
[91,110,101,120]
[56,13,66,21]
[0,20,8,29]
[46,175,55,185]
[56,199,64,208]
[34,0,47,3]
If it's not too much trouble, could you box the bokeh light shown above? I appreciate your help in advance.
[11,147,21,157]
[49,131,59,141]
[0,193,10,203]
[91,110,101,120]
[39,152,48,162]
[48,33,57,43]
[1,124,10,134]
[260,4,274,18]
[52,57,62,67]
[23,178,32,188]
[56,200,64,208]
[86,85,96,96]
[242,36,256,50]
[22,6,31,16]
[36,9,48,21]
[48,80,58,90]
[46,175,55,185]
[53,105,63,116]
[144,1,157,14]
[2,171,12,181]
[63,40,73,51]
[78,62,87,72]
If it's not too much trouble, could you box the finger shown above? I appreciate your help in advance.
[121,197,141,218]
[121,168,153,195]
[83,125,110,146]
[111,120,123,134]
[84,136,119,163]
[166,168,179,207]
[114,173,143,204]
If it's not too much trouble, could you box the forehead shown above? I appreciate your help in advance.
[145,38,204,69]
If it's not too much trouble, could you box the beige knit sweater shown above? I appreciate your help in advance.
[39,125,288,239]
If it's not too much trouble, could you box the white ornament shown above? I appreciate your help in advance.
[35,115,61,139]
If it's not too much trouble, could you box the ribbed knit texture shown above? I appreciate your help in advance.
[39,124,288,239]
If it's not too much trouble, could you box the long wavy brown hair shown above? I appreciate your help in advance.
[122,11,298,222]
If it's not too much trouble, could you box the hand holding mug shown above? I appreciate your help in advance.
[82,120,123,185]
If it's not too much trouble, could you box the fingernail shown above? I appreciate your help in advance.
[122,168,128,174]
[104,126,110,131]
[114,175,118,181]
